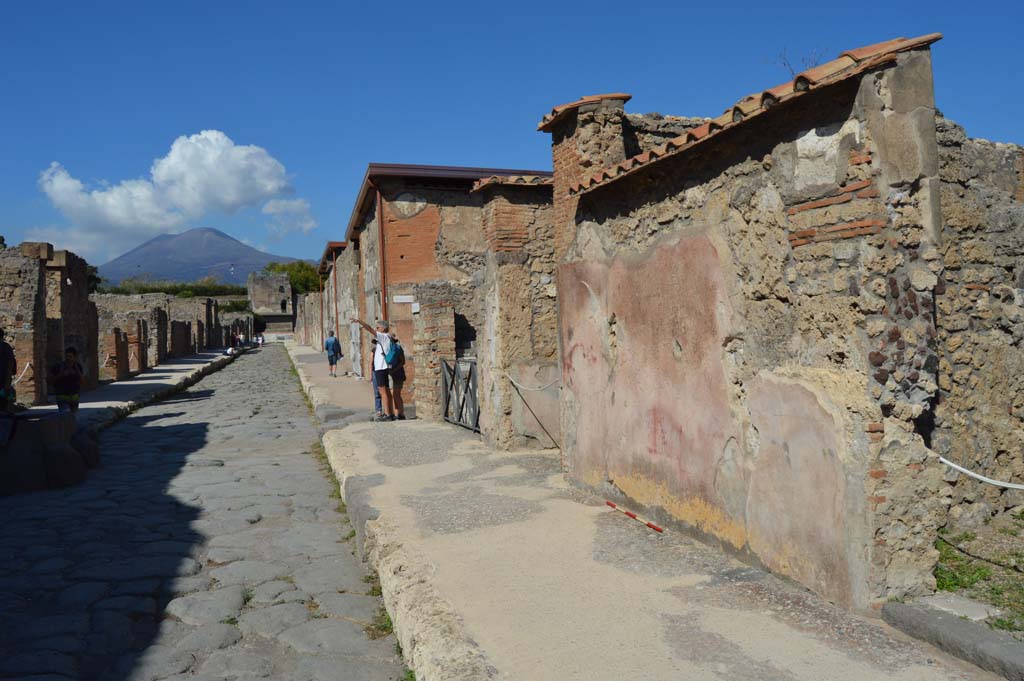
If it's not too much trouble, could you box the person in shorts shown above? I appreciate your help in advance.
[324,330,342,377]
[388,332,406,420]
[350,317,395,421]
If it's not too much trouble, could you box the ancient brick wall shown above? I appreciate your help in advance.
[91,293,168,369]
[411,283,455,421]
[169,320,192,358]
[623,113,706,157]
[546,49,947,611]
[247,271,293,331]
[336,247,362,376]
[45,250,99,392]
[933,117,1024,528]
[0,246,49,404]
[98,328,129,382]
[477,184,560,449]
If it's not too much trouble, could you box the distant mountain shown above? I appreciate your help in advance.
[98,228,298,285]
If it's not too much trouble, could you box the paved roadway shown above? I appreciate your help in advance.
[0,345,407,681]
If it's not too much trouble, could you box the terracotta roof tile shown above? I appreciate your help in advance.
[538,93,632,132]
[471,175,554,192]
[568,33,942,196]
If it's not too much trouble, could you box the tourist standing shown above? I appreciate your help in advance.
[370,338,382,418]
[350,317,395,421]
[324,330,342,378]
[0,329,16,412]
[388,332,406,420]
[49,347,84,417]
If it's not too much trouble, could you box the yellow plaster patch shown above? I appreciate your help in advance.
[614,472,748,550]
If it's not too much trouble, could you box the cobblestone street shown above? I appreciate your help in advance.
[0,346,406,681]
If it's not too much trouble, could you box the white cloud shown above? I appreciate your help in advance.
[37,130,309,262]
[262,198,317,238]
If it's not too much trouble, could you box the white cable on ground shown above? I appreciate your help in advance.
[12,362,32,385]
[939,456,1024,491]
[504,373,561,392]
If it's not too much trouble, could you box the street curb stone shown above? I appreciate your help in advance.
[882,601,1024,681]
[285,341,498,681]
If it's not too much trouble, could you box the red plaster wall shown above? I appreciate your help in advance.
[558,235,736,504]
[383,203,443,285]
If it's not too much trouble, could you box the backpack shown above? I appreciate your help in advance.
[325,336,341,356]
[384,340,403,367]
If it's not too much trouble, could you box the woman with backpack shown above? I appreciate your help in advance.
[350,317,397,421]
[387,332,406,420]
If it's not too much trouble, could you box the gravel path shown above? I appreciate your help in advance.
[0,345,407,681]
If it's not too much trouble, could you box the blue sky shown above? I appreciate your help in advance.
[1,0,1020,266]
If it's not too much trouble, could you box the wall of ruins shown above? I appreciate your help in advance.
[411,282,456,421]
[166,298,214,352]
[0,244,50,404]
[90,294,168,369]
[933,116,1024,528]
[353,179,490,403]
[45,250,98,392]
[477,183,560,449]
[247,271,293,332]
[169,320,192,358]
[295,291,324,351]
[98,328,129,382]
[548,49,948,611]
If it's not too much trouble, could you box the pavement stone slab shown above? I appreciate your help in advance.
[0,348,405,681]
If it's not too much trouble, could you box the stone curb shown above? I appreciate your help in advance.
[284,342,498,681]
[882,601,1024,681]
[83,350,242,435]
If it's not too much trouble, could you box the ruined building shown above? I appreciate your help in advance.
[337,164,553,407]
[538,32,1024,611]
[248,271,294,333]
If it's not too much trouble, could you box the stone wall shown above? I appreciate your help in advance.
[247,271,293,331]
[0,244,50,404]
[45,250,99,392]
[476,182,560,449]
[411,284,456,421]
[98,328,129,382]
[169,320,192,358]
[91,293,168,369]
[934,116,1024,528]
[544,48,948,611]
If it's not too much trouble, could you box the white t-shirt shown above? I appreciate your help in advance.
[373,332,392,371]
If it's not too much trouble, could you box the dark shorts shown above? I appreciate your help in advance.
[328,353,339,366]
[390,367,406,385]
[373,369,391,388]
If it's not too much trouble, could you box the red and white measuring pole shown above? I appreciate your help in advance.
[605,501,664,533]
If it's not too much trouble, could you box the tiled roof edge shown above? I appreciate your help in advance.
[471,175,556,192]
[568,33,942,196]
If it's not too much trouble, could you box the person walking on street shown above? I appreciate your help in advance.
[0,329,16,412]
[49,346,84,417]
[350,317,395,421]
[324,330,343,378]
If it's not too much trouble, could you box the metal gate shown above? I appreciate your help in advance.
[442,358,479,432]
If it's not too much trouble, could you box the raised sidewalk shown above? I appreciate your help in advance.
[29,350,239,431]
[284,341,997,681]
